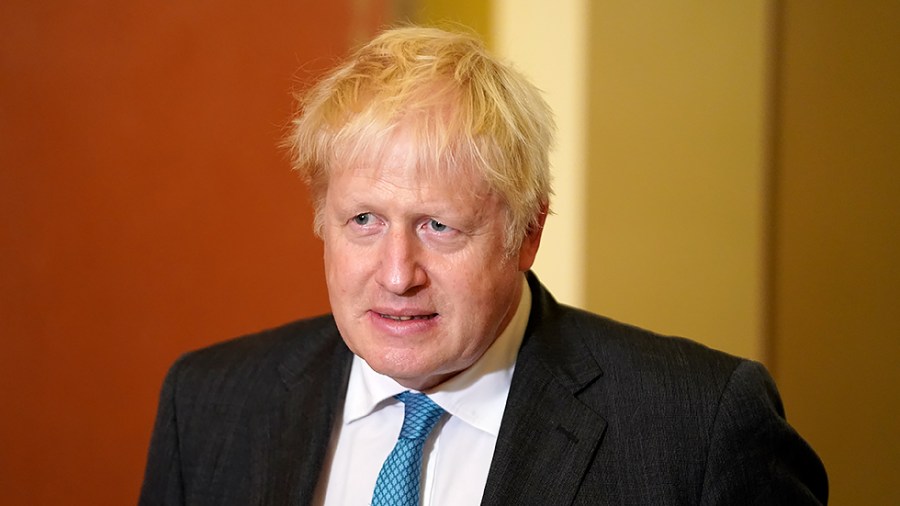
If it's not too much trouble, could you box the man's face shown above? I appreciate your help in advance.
[322,133,542,391]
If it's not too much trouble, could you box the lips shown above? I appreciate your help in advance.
[377,313,438,321]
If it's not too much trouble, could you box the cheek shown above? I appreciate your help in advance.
[444,266,513,316]
[323,243,353,299]
[325,240,375,294]
[453,251,517,288]
[324,237,351,272]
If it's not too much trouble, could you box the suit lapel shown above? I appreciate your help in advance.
[481,274,607,506]
[251,320,353,506]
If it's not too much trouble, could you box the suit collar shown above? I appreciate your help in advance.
[276,315,351,390]
[253,318,353,505]
[481,272,607,506]
[522,271,605,392]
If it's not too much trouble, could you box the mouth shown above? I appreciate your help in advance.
[377,313,438,321]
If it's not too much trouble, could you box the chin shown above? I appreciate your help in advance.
[366,354,446,389]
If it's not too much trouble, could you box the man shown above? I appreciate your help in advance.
[140,26,828,505]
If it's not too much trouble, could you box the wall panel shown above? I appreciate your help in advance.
[773,2,900,503]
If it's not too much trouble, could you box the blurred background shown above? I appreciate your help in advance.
[1,0,897,504]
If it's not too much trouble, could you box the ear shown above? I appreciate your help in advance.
[517,203,548,271]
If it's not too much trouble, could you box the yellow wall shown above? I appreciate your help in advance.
[773,2,900,504]
[585,2,771,360]
[493,0,589,307]
[415,2,771,360]
[410,0,491,46]
[412,0,900,501]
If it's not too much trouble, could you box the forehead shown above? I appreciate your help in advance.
[327,158,493,215]
[327,125,491,200]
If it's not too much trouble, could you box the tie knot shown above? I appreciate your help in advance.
[396,391,445,440]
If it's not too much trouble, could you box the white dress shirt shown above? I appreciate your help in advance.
[314,276,531,506]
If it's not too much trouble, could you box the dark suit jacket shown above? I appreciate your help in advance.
[139,273,828,505]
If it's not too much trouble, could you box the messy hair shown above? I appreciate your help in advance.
[286,26,554,254]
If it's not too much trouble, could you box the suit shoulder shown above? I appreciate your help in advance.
[166,315,344,401]
[183,314,337,361]
[543,305,776,448]
[555,304,747,385]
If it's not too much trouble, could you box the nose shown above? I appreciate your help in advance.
[376,226,427,295]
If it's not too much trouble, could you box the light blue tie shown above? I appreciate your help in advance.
[371,391,445,506]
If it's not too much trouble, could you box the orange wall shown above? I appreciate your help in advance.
[0,1,367,503]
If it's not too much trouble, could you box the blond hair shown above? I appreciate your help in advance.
[286,26,554,253]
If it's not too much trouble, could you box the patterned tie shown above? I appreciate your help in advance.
[371,391,446,506]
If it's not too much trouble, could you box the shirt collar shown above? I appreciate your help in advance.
[342,275,532,437]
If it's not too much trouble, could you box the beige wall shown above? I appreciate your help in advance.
[773,2,900,504]
[586,2,771,360]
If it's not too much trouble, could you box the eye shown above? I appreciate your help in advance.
[352,213,372,226]
[428,219,448,232]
